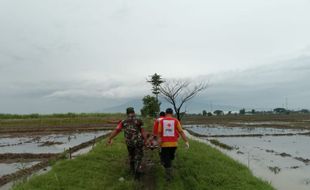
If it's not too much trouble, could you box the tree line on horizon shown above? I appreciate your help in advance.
[200,107,310,116]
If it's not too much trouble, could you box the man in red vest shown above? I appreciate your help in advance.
[157,108,189,181]
[153,111,166,137]
[146,111,166,149]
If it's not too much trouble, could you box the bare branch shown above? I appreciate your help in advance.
[159,79,208,120]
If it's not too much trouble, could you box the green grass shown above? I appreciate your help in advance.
[12,134,274,190]
[155,140,274,190]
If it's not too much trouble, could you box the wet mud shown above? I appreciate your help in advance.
[0,153,59,163]
[38,141,63,147]
[209,139,233,150]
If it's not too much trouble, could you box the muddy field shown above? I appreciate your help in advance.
[184,114,310,190]
[0,117,118,136]
[183,114,310,129]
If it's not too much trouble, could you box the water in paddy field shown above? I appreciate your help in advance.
[0,130,109,182]
[185,125,310,190]
[0,131,109,154]
[186,124,310,136]
[0,162,40,176]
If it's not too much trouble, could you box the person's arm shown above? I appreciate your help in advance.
[157,122,162,145]
[180,131,189,148]
[107,121,122,145]
[153,120,158,137]
[141,128,147,141]
[141,128,148,145]
[176,121,189,149]
[139,120,147,143]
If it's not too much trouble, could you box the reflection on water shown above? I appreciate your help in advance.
[0,162,39,176]
[217,136,310,161]
[185,124,309,136]
[0,131,109,154]
[186,125,310,190]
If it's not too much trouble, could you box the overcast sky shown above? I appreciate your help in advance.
[1,0,310,114]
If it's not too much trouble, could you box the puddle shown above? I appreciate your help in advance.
[185,125,309,137]
[0,166,52,190]
[186,125,310,190]
[0,162,39,177]
[0,131,109,154]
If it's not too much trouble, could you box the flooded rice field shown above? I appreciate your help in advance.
[0,162,39,176]
[187,124,310,137]
[0,130,110,188]
[0,131,109,154]
[185,125,310,190]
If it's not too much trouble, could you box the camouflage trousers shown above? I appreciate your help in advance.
[127,144,144,175]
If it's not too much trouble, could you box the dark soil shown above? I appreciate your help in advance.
[0,153,59,163]
[139,148,159,190]
[39,141,64,147]
[209,139,233,150]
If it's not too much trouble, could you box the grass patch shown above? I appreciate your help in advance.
[12,132,274,190]
[155,140,274,190]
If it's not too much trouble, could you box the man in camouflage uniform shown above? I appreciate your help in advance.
[107,107,146,179]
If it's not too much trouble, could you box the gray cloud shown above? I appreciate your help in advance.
[201,56,310,111]
[0,0,310,113]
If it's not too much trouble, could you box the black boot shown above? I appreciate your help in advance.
[165,167,173,182]
[134,162,143,180]
[130,161,135,174]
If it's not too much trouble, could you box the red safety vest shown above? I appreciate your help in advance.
[153,117,164,135]
[159,117,180,143]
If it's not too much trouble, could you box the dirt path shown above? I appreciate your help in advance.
[140,148,159,190]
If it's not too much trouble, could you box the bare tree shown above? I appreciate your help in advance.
[159,79,207,121]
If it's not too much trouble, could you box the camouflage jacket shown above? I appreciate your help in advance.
[121,117,144,147]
